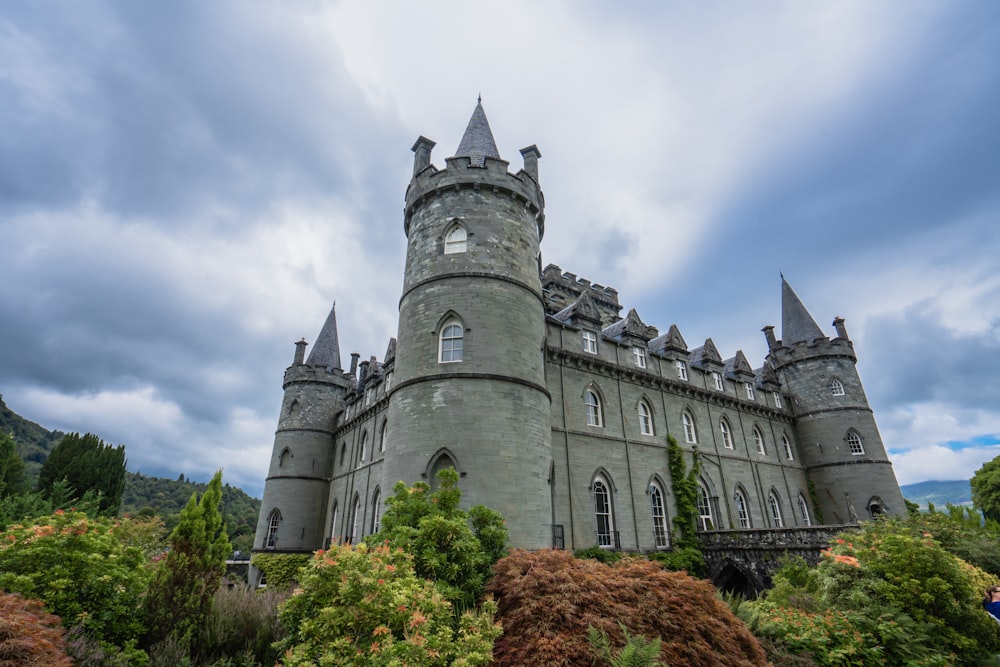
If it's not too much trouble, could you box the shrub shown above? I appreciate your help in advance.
[0,591,73,667]
[195,585,289,667]
[486,549,768,666]
[250,553,311,590]
[646,546,706,576]
[277,543,501,666]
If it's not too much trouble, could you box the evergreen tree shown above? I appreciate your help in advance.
[37,432,126,516]
[143,470,231,653]
[0,432,26,498]
[972,454,1000,523]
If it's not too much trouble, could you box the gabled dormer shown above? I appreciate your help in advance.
[724,350,755,380]
[649,324,688,360]
[689,338,724,370]
[602,308,658,345]
[551,289,604,328]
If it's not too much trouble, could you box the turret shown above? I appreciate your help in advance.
[253,303,350,559]
[382,99,553,548]
[765,277,905,522]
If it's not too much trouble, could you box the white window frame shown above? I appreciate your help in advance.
[329,502,339,545]
[444,224,467,254]
[439,321,464,363]
[370,488,381,534]
[773,391,783,409]
[697,482,714,531]
[359,432,368,463]
[782,435,794,460]
[682,411,697,443]
[847,430,865,455]
[754,427,766,455]
[744,382,755,400]
[638,401,654,435]
[593,476,615,548]
[265,509,281,548]
[585,390,603,427]
[768,492,784,528]
[713,372,724,391]
[350,495,362,544]
[633,347,646,368]
[582,330,598,354]
[831,378,846,396]
[735,489,751,528]
[719,419,734,449]
[675,360,688,381]
[650,482,669,548]
[797,493,812,527]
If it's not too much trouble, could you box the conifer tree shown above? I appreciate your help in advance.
[37,432,126,516]
[143,470,231,652]
[0,432,26,498]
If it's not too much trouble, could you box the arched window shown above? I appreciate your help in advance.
[359,431,368,463]
[339,442,346,466]
[265,509,281,549]
[427,450,458,490]
[697,482,714,531]
[682,411,697,443]
[734,488,751,528]
[797,493,812,527]
[768,492,784,528]
[719,419,734,449]
[439,321,464,363]
[328,501,339,546]
[379,421,388,453]
[753,427,766,455]
[444,224,467,254]
[638,400,654,435]
[585,389,603,427]
[279,447,291,467]
[847,430,865,455]
[782,435,794,460]
[593,474,615,548]
[371,488,382,534]
[830,378,846,396]
[649,480,669,548]
[868,496,885,518]
[349,495,362,544]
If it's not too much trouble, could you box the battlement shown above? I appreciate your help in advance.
[282,363,353,391]
[768,335,856,368]
[542,263,622,326]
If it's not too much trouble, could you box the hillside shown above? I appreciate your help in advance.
[900,479,973,509]
[0,395,65,482]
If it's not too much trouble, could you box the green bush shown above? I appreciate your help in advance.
[277,543,501,666]
[250,553,311,589]
[646,546,705,576]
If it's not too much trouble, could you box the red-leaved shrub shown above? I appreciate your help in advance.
[486,549,768,666]
[0,591,73,667]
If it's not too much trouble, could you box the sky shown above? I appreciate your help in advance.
[2,1,999,498]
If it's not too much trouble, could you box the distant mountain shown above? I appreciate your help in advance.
[900,479,973,509]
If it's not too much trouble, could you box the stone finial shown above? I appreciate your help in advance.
[293,338,308,365]
[412,136,436,176]
[520,145,541,182]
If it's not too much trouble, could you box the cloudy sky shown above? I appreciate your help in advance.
[2,1,998,498]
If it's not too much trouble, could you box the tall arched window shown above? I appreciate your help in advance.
[649,481,669,548]
[593,475,615,548]
[279,447,291,467]
[329,501,339,546]
[359,431,368,463]
[719,419,734,449]
[768,492,784,527]
[585,389,603,427]
[444,224,467,254]
[370,488,382,534]
[847,430,865,455]
[439,321,464,363]
[830,378,846,396]
[797,493,812,527]
[350,495,362,544]
[697,482,714,531]
[735,488,751,528]
[638,400,654,435]
[782,435,794,460]
[754,426,766,455]
[265,509,281,548]
[682,411,697,443]
[379,421,388,453]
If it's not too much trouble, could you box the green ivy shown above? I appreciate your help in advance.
[806,478,824,524]
[667,436,701,549]
[251,552,312,589]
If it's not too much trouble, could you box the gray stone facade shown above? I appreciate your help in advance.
[253,101,906,563]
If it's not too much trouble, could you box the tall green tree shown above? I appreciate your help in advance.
[0,432,26,497]
[143,470,231,653]
[37,432,126,516]
[971,454,1000,523]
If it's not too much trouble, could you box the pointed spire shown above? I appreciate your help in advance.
[781,276,826,345]
[454,97,500,167]
[306,302,342,370]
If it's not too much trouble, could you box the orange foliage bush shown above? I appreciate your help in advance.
[486,549,768,667]
[0,591,73,667]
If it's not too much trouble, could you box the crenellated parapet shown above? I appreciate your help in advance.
[767,334,857,369]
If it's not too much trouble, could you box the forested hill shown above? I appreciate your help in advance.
[0,394,65,480]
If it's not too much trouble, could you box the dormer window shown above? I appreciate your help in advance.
[773,392,782,409]
[675,360,688,381]
[713,372,724,391]
[582,330,598,354]
[633,347,646,368]
[444,224,467,254]
[744,382,755,400]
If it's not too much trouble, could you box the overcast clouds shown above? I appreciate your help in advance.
[2,1,998,497]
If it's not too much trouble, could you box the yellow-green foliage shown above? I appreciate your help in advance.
[251,552,312,589]
[278,543,501,666]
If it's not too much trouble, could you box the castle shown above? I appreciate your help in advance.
[252,101,905,563]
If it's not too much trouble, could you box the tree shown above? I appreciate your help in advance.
[0,431,26,497]
[37,433,126,516]
[143,469,231,653]
[972,454,1000,522]
[0,591,74,667]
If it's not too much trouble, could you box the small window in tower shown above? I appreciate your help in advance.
[439,322,464,363]
[279,448,291,467]
[713,372,724,391]
[444,224,467,254]
[847,430,865,455]
[831,378,846,396]
[265,509,282,549]
[582,330,598,354]
[676,360,688,381]
[744,382,755,400]
[633,347,646,368]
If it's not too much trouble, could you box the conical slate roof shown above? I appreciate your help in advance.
[454,97,500,167]
[306,303,342,370]
[781,276,825,345]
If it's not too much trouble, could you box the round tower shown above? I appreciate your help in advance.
[253,305,350,556]
[765,278,905,523]
[381,100,553,548]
